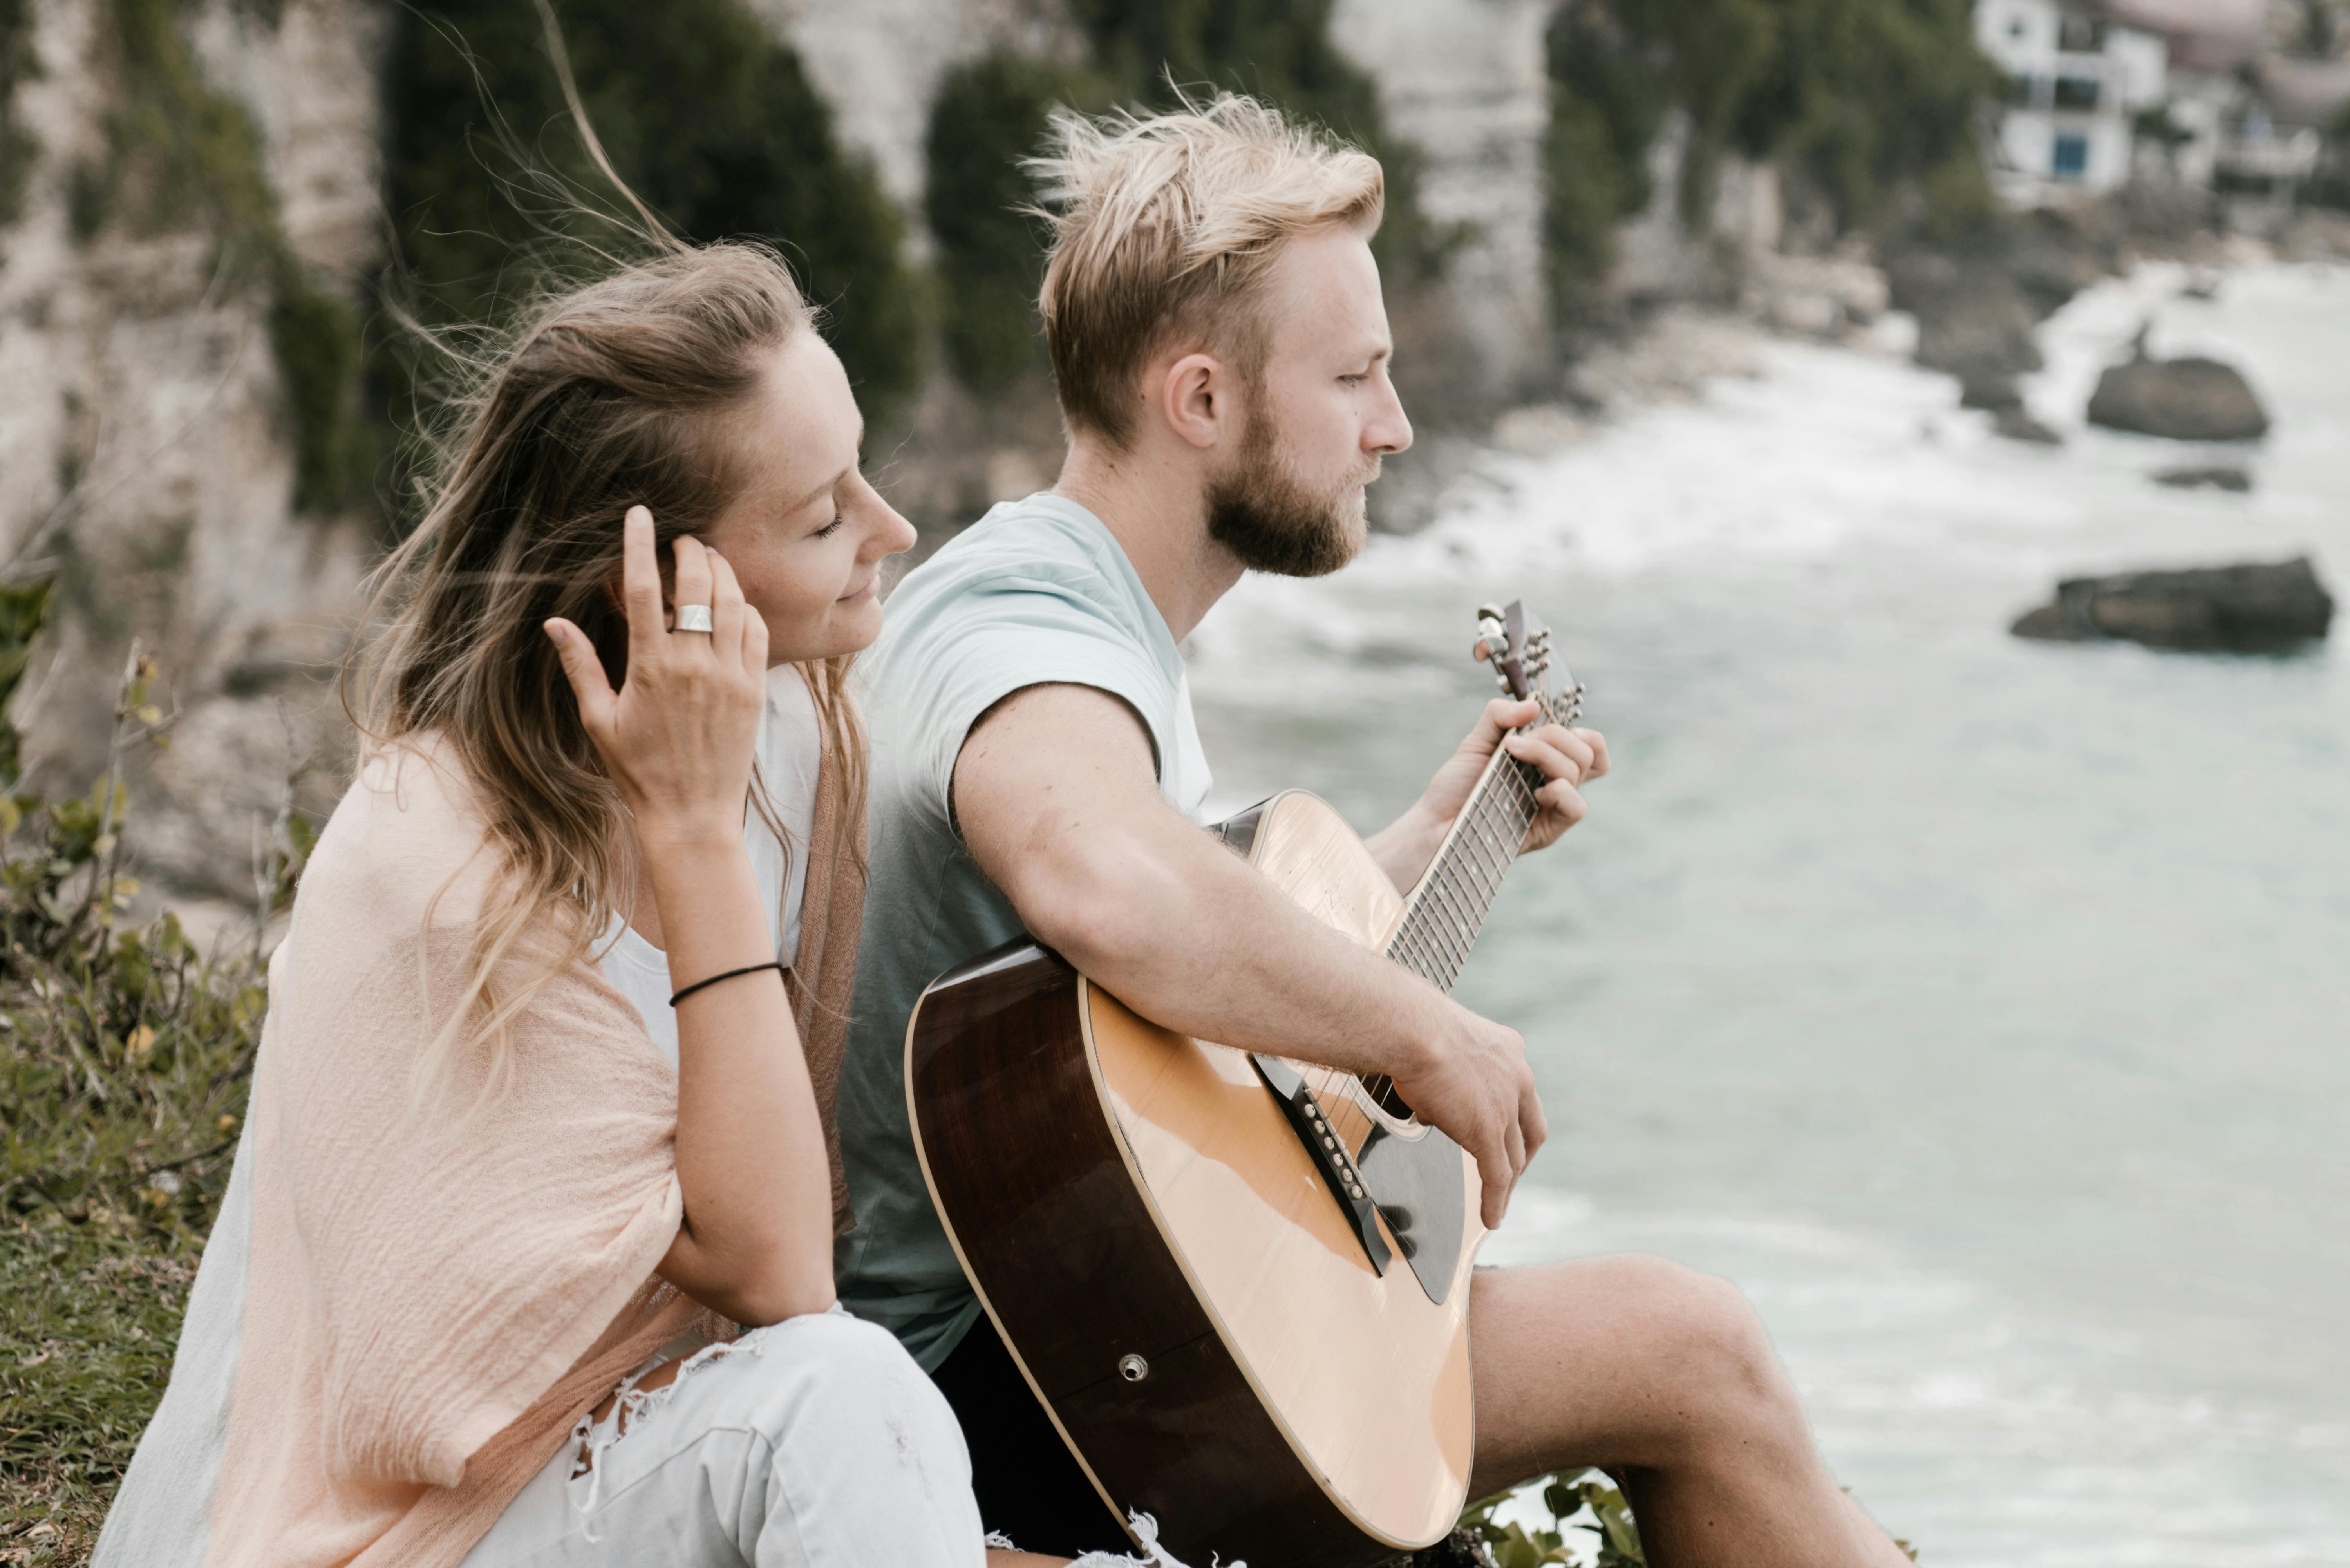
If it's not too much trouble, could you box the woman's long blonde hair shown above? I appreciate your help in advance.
[349,241,866,1097]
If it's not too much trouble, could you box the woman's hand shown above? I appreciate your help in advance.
[545,506,768,844]
[548,506,833,1325]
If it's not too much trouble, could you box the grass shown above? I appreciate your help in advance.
[0,609,286,1565]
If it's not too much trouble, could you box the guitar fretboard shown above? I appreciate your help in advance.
[1384,689,1573,995]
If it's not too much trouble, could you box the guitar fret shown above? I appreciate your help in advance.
[1435,876,1475,972]
[1385,728,1560,999]
[1471,801,1511,884]
[1409,908,1455,989]
[1402,927,1443,989]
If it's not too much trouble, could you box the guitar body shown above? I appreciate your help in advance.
[907,791,1483,1568]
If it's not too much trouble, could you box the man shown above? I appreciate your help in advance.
[835,95,1913,1568]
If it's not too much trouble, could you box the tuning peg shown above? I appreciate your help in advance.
[1473,604,1511,669]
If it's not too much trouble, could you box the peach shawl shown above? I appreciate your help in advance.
[201,733,864,1568]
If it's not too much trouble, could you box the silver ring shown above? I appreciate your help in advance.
[675,604,714,634]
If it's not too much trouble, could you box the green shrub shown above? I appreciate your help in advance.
[375,0,922,498]
[926,53,1107,393]
[923,0,1456,402]
[1730,0,1998,236]
[0,633,294,1561]
[268,266,373,517]
[1543,3,1674,306]
[0,0,40,228]
[1458,1470,1648,1566]
[1542,0,1999,312]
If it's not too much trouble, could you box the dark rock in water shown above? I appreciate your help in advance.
[1885,212,2124,422]
[1994,406,2063,445]
[1897,261,2043,416]
[2010,557,2333,651]
[2087,355,2270,442]
[2152,463,2252,492]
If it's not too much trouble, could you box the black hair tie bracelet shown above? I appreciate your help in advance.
[669,961,784,1009]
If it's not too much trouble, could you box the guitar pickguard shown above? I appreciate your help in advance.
[1354,1122,1466,1306]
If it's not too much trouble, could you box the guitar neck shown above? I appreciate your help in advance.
[1384,688,1573,995]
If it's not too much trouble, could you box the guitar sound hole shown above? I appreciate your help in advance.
[1372,1079,1415,1119]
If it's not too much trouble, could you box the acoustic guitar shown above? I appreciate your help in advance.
[906,602,1581,1568]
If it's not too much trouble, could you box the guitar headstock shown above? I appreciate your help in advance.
[1475,600,1584,726]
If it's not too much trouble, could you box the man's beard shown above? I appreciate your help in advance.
[1205,405,1372,579]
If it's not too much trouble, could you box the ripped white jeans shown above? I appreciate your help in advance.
[461,1308,985,1568]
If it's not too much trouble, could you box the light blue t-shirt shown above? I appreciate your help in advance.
[834,493,1211,1369]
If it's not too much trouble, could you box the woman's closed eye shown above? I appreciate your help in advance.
[813,511,846,539]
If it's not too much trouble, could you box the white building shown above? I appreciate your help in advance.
[1976,0,2169,196]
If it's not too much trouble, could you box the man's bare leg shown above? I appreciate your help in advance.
[1470,1258,1911,1568]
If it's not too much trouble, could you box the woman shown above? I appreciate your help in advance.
[90,242,1045,1567]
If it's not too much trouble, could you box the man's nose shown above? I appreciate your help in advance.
[1367,378,1413,456]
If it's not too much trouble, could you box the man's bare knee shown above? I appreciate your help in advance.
[1607,1257,1801,1453]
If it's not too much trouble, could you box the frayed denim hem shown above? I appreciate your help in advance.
[565,1326,778,1539]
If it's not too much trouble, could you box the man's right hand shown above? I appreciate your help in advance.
[1386,1003,1547,1231]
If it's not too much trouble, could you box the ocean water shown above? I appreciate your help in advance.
[1181,263,2350,1566]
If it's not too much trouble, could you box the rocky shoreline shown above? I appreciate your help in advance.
[1364,204,2350,539]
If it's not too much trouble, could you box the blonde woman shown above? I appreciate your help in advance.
[91,244,1012,1567]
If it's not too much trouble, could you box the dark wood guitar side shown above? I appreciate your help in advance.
[909,938,1373,1566]
[907,602,1580,1568]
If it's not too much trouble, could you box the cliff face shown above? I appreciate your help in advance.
[759,0,1081,257]
[0,0,383,896]
[0,0,1791,896]
[1331,0,1554,408]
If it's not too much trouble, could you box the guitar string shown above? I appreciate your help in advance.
[1394,749,1541,993]
[1399,787,1497,984]
[1333,710,1555,1128]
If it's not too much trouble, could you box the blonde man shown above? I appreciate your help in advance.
[835,95,1911,1568]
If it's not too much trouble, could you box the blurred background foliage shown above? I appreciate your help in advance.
[923,0,1459,397]
[924,50,1113,396]
[0,0,41,226]
[373,0,920,521]
[39,0,2007,531]
[1543,0,1998,320]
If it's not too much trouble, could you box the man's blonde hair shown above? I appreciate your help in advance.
[1029,91,1385,446]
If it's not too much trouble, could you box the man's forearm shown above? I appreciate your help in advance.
[1018,811,1453,1082]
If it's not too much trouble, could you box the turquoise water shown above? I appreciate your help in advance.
[1183,264,2350,1566]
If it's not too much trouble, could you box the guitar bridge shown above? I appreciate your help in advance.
[1251,1054,1392,1275]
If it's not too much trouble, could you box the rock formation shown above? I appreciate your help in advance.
[2010,557,2334,650]
[2152,463,2254,490]
[1886,207,2125,441]
[0,0,382,896]
[2088,350,2272,441]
